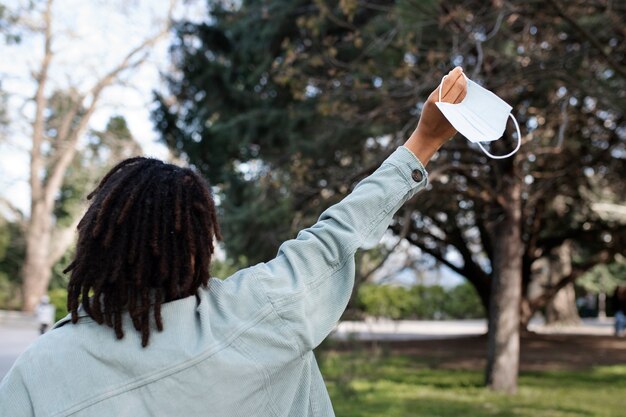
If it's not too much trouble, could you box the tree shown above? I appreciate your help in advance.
[1,0,175,311]
[578,257,626,318]
[154,0,626,393]
[0,3,19,140]
[0,215,25,309]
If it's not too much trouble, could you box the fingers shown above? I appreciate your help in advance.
[440,67,467,104]
[439,68,462,99]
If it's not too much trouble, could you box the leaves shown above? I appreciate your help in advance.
[357,283,485,320]
[155,0,626,310]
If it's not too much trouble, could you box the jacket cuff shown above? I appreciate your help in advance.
[382,146,429,190]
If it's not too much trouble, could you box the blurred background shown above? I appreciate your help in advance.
[0,0,625,415]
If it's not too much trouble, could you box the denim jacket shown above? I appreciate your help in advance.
[0,146,428,417]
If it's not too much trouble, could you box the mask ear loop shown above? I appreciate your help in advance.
[437,71,521,159]
[475,114,522,159]
[438,75,447,102]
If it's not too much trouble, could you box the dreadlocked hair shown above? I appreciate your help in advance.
[64,157,222,347]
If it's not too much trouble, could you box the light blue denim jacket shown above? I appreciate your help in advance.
[0,146,428,417]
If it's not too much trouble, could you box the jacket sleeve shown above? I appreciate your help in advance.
[254,146,428,353]
[0,363,36,417]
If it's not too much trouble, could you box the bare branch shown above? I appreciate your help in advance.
[42,22,172,209]
[397,221,466,277]
[30,0,54,203]
[47,214,82,267]
[53,89,84,151]
[409,238,465,277]
[555,99,568,149]
[315,0,358,31]
[0,196,26,225]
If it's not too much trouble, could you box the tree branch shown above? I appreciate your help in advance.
[42,23,171,209]
[402,231,465,277]
[47,214,81,267]
[546,0,626,79]
[0,196,25,225]
[30,0,54,203]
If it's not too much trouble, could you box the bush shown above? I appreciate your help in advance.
[443,283,486,319]
[0,272,22,310]
[358,284,413,320]
[48,288,69,322]
[357,283,485,320]
[409,285,447,319]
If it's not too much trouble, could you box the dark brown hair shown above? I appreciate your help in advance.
[64,157,222,347]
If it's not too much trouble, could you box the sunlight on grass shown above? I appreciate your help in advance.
[318,351,625,417]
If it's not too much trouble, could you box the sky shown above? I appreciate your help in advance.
[0,0,207,215]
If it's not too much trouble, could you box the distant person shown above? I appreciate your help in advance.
[613,286,626,337]
[35,295,55,335]
[0,67,467,416]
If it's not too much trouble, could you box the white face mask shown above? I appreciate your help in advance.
[435,72,521,159]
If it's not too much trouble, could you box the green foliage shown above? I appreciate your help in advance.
[0,113,138,310]
[357,283,485,320]
[155,0,626,316]
[209,255,249,279]
[358,284,414,320]
[50,247,74,290]
[318,351,626,417]
[48,288,68,322]
[0,217,24,310]
[0,272,21,309]
[0,217,23,283]
[578,261,626,294]
[444,282,486,319]
[409,284,447,319]
[0,2,22,44]
[53,111,140,228]
[153,0,404,265]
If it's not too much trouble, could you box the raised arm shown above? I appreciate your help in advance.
[253,68,467,353]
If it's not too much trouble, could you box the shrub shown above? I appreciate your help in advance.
[48,288,69,322]
[0,272,22,310]
[443,283,486,319]
[357,283,485,320]
[357,284,413,320]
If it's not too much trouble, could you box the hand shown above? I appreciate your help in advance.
[404,67,467,165]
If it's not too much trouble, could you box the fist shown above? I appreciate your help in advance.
[416,66,467,144]
[403,67,468,165]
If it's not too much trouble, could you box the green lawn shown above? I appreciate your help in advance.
[318,349,626,417]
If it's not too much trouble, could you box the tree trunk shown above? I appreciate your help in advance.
[546,282,580,325]
[16,1,171,312]
[519,298,533,329]
[598,292,607,320]
[485,179,522,394]
[545,241,580,325]
[21,201,53,311]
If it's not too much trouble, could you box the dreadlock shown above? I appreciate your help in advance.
[64,157,222,347]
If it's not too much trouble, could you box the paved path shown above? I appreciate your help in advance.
[0,325,39,381]
[333,319,488,341]
[332,318,616,341]
[1,317,616,381]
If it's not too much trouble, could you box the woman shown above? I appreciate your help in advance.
[0,68,467,416]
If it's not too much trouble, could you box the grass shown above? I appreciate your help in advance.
[317,348,626,417]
